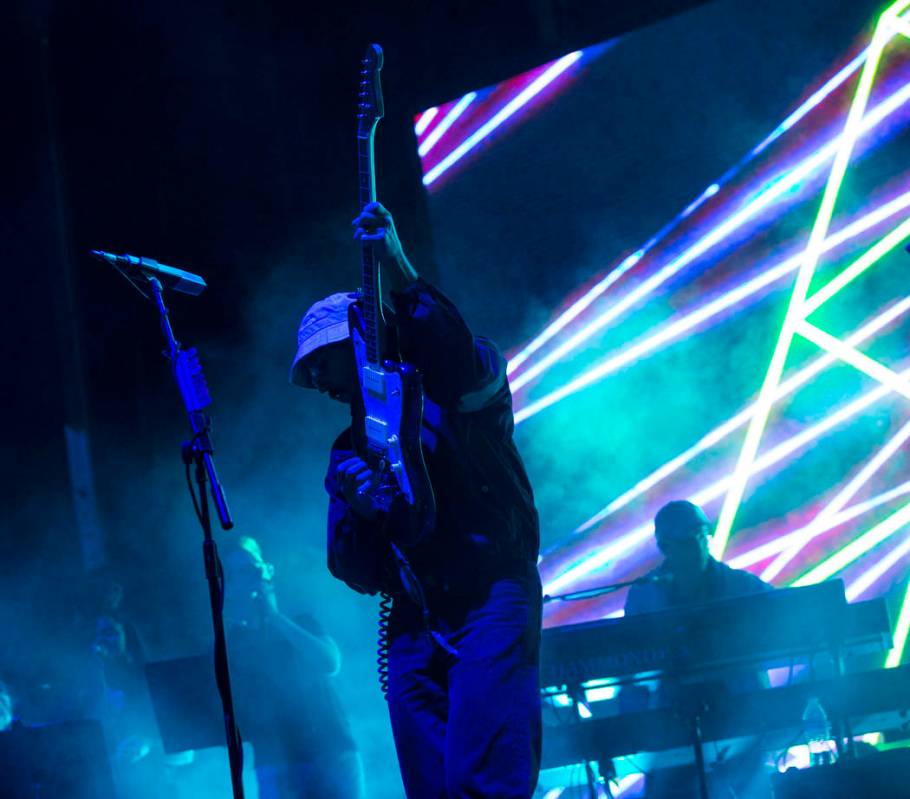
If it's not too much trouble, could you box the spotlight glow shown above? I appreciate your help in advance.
[515,192,910,426]
[729,481,910,571]
[414,107,439,137]
[801,214,910,317]
[616,774,646,797]
[508,257,642,376]
[761,421,910,581]
[545,366,908,595]
[506,46,872,377]
[713,14,900,557]
[510,79,910,399]
[423,51,582,186]
[846,529,910,600]
[891,14,910,40]
[792,499,910,586]
[797,321,910,400]
[495,2,910,625]
[567,295,910,538]
[886,578,910,667]
[756,49,870,151]
[418,92,477,158]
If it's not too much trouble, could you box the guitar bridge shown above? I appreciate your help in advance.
[364,415,390,449]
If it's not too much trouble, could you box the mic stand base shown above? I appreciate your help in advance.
[184,441,246,799]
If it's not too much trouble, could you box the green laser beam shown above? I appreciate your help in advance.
[792,500,910,586]
[713,6,903,558]
[886,578,910,667]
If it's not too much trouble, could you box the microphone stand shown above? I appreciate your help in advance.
[543,575,667,603]
[146,276,245,799]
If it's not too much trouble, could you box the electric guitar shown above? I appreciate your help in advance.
[350,43,436,546]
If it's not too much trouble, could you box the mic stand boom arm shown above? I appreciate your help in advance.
[147,276,245,799]
[543,574,668,604]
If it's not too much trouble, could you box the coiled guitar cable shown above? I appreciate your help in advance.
[377,591,393,698]
[376,542,459,699]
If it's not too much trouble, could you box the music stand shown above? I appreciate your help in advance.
[145,655,226,754]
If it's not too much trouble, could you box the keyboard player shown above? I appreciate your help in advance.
[623,500,773,799]
[625,501,770,613]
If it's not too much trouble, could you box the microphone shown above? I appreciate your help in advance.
[90,250,207,296]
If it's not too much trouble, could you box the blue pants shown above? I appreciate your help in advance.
[387,572,542,798]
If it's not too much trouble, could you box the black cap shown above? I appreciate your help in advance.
[654,500,712,541]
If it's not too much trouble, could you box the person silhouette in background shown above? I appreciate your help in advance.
[76,573,159,799]
[0,678,14,732]
[221,535,364,799]
[625,500,771,615]
[624,501,773,799]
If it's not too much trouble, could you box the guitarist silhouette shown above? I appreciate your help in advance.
[289,44,543,799]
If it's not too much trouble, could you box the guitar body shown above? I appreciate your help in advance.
[353,44,436,546]
[349,305,435,544]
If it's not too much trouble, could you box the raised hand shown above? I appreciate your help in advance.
[352,202,405,263]
[352,202,418,292]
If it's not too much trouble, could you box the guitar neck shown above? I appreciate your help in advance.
[358,130,384,365]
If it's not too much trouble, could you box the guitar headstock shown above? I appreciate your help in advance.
[357,43,384,138]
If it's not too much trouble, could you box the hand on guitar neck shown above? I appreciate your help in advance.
[336,456,381,520]
[352,201,418,304]
[348,200,435,542]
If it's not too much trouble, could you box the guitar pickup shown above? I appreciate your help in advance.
[361,365,387,399]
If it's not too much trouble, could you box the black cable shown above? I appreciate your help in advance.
[543,688,580,726]
[109,260,152,301]
[185,460,203,524]
[390,541,458,658]
[622,753,649,776]
[603,774,616,799]
[183,432,210,525]
[374,542,459,700]
[775,726,806,771]
[212,539,225,610]
[377,592,393,699]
